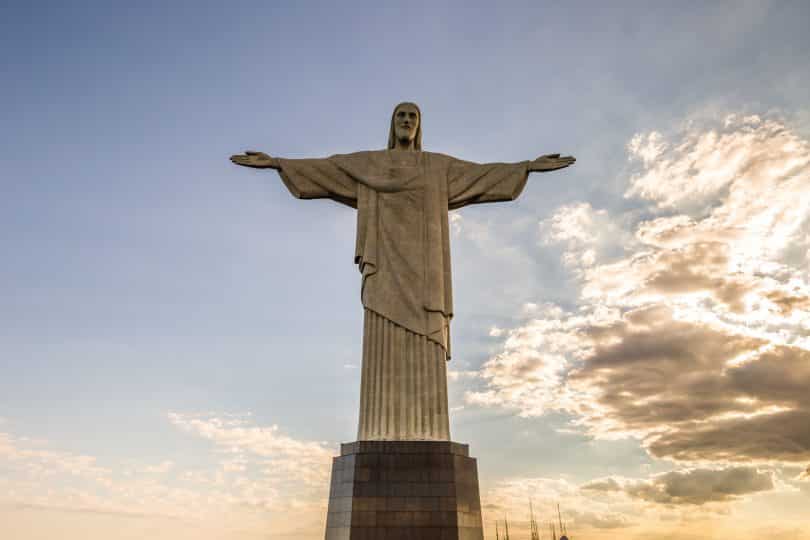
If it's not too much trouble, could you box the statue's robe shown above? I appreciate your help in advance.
[276,150,529,440]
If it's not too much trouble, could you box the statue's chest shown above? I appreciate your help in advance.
[365,165,426,193]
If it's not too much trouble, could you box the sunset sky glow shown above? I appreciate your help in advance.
[2,2,810,539]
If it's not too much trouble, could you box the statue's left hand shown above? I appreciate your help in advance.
[528,154,576,172]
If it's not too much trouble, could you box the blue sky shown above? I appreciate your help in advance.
[2,2,810,539]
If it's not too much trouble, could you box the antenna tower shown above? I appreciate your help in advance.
[529,500,540,540]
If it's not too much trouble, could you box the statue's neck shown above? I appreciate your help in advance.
[394,138,417,151]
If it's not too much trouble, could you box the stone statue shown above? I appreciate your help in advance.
[231,102,575,442]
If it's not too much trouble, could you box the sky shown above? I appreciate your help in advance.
[1,1,810,539]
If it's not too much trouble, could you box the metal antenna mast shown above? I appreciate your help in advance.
[529,500,539,540]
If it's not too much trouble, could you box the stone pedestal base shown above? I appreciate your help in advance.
[325,441,483,540]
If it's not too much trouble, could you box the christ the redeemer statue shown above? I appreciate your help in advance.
[231,102,575,442]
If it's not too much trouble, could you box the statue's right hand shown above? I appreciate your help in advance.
[230,151,278,169]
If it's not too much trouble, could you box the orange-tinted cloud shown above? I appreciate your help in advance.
[469,114,810,467]
[582,467,774,505]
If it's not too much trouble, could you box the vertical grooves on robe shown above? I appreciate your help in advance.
[364,315,371,436]
[427,338,433,436]
[430,336,438,437]
[439,350,450,436]
[430,342,438,435]
[407,334,415,439]
[358,313,370,436]
[394,322,402,440]
[419,336,427,437]
[385,317,393,439]
[357,309,451,441]
[372,313,382,435]
[414,335,423,437]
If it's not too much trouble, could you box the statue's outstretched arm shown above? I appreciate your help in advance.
[527,154,576,172]
[232,151,358,208]
[230,151,281,170]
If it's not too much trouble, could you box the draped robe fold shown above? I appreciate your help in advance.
[276,150,529,440]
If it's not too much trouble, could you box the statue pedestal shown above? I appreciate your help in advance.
[324,441,484,540]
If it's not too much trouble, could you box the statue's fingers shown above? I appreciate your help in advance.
[544,153,560,159]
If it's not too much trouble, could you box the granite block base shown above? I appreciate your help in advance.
[325,441,484,540]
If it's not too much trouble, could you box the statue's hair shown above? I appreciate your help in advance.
[387,102,422,150]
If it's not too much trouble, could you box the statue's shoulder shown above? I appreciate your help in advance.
[421,151,461,169]
[329,150,455,168]
[328,149,386,162]
[422,151,453,162]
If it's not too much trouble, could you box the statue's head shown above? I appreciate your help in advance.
[388,102,422,150]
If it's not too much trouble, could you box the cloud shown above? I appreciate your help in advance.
[583,467,774,506]
[625,115,810,216]
[449,211,463,235]
[168,412,333,488]
[468,114,810,466]
[466,304,601,417]
[0,431,108,479]
[540,202,635,272]
[143,461,174,474]
[482,476,634,533]
[567,306,810,462]
[580,477,623,492]
[0,415,335,538]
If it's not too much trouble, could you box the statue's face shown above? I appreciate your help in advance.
[393,104,419,144]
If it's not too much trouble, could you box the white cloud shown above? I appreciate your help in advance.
[143,461,174,474]
[167,412,332,488]
[469,114,810,467]
[540,202,635,273]
[0,414,335,539]
[449,211,463,235]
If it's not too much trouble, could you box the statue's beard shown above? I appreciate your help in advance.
[395,126,416,144]
[396,134,415,147]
